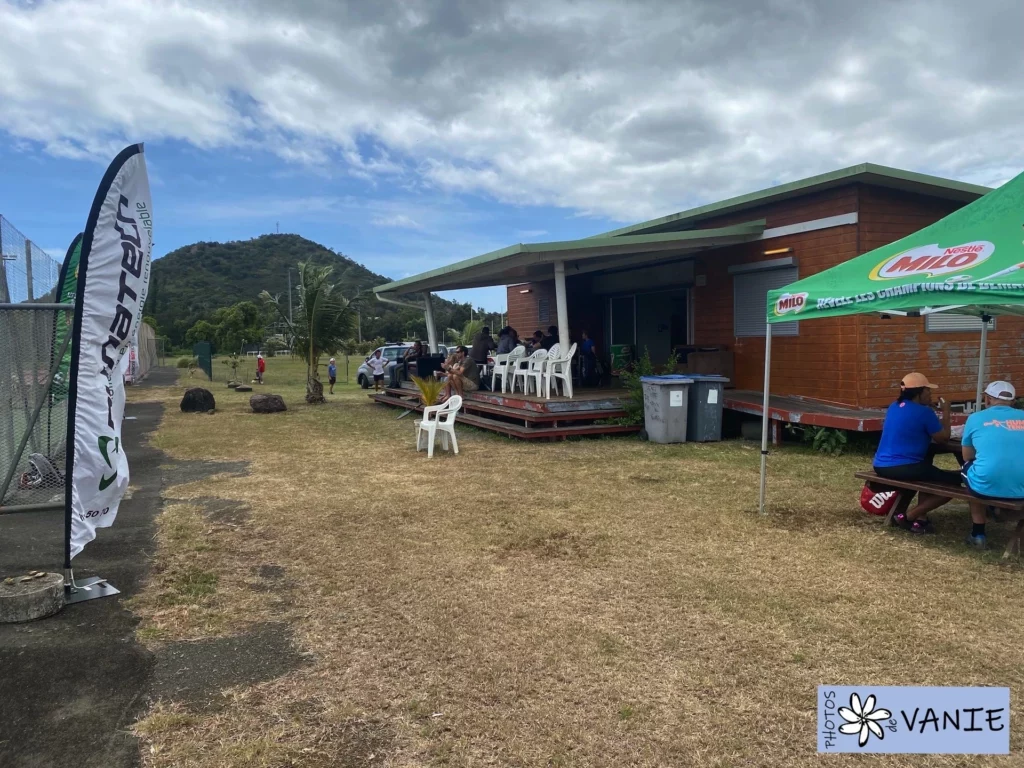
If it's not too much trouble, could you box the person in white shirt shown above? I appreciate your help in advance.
[367,349,388,392]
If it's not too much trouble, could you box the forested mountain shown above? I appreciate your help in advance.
[147,234,488,347]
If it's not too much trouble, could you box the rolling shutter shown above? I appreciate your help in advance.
[925,313,995,332]
[734,266,799,337]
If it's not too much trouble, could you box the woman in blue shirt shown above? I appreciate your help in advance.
[873,372,958,533]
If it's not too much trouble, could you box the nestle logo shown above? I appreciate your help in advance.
[871,241,995,280]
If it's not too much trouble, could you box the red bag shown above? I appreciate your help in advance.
[860,483,898,516]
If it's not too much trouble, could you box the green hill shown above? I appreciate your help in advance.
[147,234,483,347]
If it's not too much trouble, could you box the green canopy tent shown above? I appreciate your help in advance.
[758,168,1024,514]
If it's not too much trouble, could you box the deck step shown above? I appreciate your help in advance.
[370,393,639,440]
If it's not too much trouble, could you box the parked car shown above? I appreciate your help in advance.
[356,343,450,388]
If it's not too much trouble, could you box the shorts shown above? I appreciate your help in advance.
[874,461,962,486]
[462,379,479,392]
[960,461,1019,500]
[373,374,384,382]
[329,376,336,385]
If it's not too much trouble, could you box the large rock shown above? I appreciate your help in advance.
[181,387,216,413]
[250,394,287,413]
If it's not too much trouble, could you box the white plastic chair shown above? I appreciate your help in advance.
[493,346,524,393]
[415,395,462,458]
[513,349,548,395]
[544,342,577,399]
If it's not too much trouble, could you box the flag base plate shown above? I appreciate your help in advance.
[65,576,120,604]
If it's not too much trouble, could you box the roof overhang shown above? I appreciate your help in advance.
[374,220,765,296]
[595,163,991,238]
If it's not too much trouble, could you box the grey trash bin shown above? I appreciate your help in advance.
[685,374,729,442]
[640,375,694,443]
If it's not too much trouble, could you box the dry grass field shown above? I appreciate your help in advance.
[127,358,1024,767]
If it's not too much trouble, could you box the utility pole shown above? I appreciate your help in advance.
[286,268,294,350]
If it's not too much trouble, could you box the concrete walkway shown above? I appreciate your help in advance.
[0,367,177,768]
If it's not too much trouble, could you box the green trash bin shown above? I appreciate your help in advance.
[640,375,694,443]
[685,375,730,442]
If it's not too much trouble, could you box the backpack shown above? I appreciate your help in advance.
[860,483,898,516]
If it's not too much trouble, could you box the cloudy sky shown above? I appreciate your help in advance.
[2,0,1022,309]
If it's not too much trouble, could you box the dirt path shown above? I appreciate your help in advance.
[0,369,177,768]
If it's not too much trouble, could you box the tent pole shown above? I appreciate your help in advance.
[758,323,773,515]
[974,315,990,411]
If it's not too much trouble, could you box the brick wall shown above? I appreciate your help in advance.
[506,281,558,338]
[692,224,860,400]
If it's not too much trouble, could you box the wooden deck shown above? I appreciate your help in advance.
[724,390,968,444]
[370,384,639,440]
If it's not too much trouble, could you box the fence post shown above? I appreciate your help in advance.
[25,239,34,302]
[0,220,10,303]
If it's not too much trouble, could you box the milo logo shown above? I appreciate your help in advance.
[870,241,994,280]
[774,292,808,316]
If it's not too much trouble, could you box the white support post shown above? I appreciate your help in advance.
[424,292,438,354]
[758,323,773,515]
[974,315,990,411]
[554,260,570,352]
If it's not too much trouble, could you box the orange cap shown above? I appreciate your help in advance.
[901,372,938,389]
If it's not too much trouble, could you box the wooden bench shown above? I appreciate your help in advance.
[855,471,1024,559]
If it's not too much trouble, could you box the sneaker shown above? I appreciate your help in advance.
[909,519,936,535]
[965,534,988,550]
[892,512,912,530]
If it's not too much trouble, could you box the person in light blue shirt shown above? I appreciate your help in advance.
[327,358,337,394]
[961,380,1024,549]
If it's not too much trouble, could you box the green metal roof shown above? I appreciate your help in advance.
[594,163,991,238]
[374,221,765,295]
[375,162,991,297]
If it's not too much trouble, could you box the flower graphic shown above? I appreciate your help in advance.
[838,693,892,747]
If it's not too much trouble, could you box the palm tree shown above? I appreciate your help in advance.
[444,319,484,348]
[260,262,355,403]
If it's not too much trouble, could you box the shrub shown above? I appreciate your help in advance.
[176,356,197,368]
[617,348,679,426]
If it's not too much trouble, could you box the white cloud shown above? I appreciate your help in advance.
[2,0,1023,221]
[371,213,422,230]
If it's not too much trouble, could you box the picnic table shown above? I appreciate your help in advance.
[855,469,1024,560]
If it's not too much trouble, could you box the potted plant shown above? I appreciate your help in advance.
[411,375,443,407]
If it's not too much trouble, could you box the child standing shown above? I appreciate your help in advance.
[328,357,338,394]
[256,353,266,384]
[368,349,387,392]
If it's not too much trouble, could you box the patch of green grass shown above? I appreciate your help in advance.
[135,711,198,735]
[165,566,218,604]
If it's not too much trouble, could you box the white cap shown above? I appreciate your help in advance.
[985,381,1016,401]
[329,358,335,362]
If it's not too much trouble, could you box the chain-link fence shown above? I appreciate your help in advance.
[0,216,69,512]
[0,215,62,303]
[0,304,71,511]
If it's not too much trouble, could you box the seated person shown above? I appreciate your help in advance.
[441,346,479,400]
[527,330,545,353]
[509,328,521,350]
[872,372,957,534]
[961,381,1024,549]
[470,326,497,365]
[541,325,559,350]
[399,340,425,382]
[496,327,515,355]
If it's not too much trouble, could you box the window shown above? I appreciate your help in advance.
[538,297,550,324]
[733,266,799,337]
[925,313,995,332]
